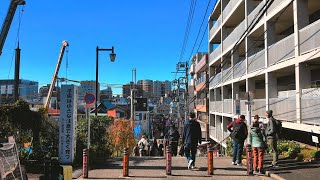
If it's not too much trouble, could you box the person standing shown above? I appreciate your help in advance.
[265,110,279,167]
[168,124,180,156]
[182,112,202,169]
[227,115,248,166]
[138,135,149,157]
[250,115,266,174]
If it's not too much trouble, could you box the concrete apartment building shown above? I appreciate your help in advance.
[138,80,153,98]
[78,81,99,103]
[153,80,162,100]
[208,0,320,148]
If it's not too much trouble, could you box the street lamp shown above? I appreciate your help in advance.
[95,46,116,116]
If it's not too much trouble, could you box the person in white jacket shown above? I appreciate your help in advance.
[138,135,149,156]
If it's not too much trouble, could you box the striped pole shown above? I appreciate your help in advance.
[123,148,129,177]
[207,144,214,175]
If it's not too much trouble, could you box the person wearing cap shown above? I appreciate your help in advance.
[265,110,279,167]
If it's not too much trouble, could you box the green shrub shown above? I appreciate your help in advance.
[276,140,301,159]
[226,137,233,156]
[312,150,320,161]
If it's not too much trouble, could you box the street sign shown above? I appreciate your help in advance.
[84,93,95,108]
[312,136,319,144]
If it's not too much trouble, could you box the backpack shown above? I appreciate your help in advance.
[274,119,282,135]
[231,121,247,141]
[138,141,145,149]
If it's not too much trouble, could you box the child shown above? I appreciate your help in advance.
[250,115,266,174]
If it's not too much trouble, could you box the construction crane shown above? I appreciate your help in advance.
[44,40,69,109]
[57,77,81,84]
[0,0,26,56]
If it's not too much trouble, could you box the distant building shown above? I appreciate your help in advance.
[78,81,99,103]
[138,80,153,98]
[39,84,60,108]
[0,79,39,104]
[153,80,162,100]
[100,86,112,101]
[162,80,172,96]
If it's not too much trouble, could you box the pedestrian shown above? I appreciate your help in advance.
[227,115,248,166]
[168,124,180,156]
[265,110,279,167]
[138,135,149,157]
[133,144,139,156]
[250,115,266,174]
[182,112,202,169]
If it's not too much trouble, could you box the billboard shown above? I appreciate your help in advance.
[59,85,78,164]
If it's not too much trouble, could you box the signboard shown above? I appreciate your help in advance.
[235,99,240,115]
[312,136,319,144]
[59,85,78,164]
[84,93,95,108]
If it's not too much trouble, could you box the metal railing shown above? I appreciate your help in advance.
[268,34,295,66]
[210,16,222,39]
[222,66,232,82]
[248,1,265,26]
[233,60,246,78]
[223,20,246,52]
[223,99,232,114]
[223,0,242,23]
[269,97,296,121]
[299,19,320,55]
[209,45,221,65]
[248,49,265,73]
[209,72,222,89]
[252,99,266,117]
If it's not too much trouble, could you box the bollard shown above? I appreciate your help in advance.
[246,144,253,175]
[83,149,88,178]
[123,148,129,177]
[166,145,172,175]
[207,144,214,175]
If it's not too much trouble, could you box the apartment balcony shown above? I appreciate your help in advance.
[240,100,247,115]
[209,45,221,65]
[222,67,232,82]
[268,34,295,66]
[189,63,195,75]
[233,60,246,78]
[195,54,208,74]
[248,49,265,73]
[267,0,284,15]
[210,15,222,40]
[210,101,223,113]
[209,72,222,89]
[301,88,320,125]
[210,126,216,139]
[216,128,223,141]
[223,20,245,52]
[196,99,207,113]
[222,0,242,23]
[223,99,232,114]
[269,97,296,122]
[252,99,266,117]
[299,19,320,55]
[248,1,265,26]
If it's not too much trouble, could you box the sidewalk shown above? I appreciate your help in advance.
[263,155,320,180]
[77,156,272,180]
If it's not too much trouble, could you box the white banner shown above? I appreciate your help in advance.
[59,85,78,164]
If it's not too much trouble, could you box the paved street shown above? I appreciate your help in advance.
[77,156,272,180]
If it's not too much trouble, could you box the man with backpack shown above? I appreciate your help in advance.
[138,135,149,157]
[265,110,281,167]
[227,115,248,166]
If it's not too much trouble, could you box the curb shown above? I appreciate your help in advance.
[265,171,286,180]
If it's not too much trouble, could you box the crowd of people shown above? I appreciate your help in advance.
[132,110,281,174]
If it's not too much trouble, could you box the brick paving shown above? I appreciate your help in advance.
[77,156,273,180]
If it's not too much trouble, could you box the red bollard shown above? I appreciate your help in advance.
[246,144,253,175]
[123,148,129,177]
[83,149,88,178]
[207,144,214,175]
[166,145,172,175]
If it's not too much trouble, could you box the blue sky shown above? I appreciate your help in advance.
[0,0,215,94]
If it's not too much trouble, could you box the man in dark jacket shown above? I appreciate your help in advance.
[182,112,202,169]
[265,110,279,167]
[227,115,248,166]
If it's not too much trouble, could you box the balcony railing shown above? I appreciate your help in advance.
[299,19,320,55]
[248,1,265,26]
[268,34,295,66]
[267,0,282,15]
[223,130,229,139]
[269,97,296,121]
[223,0,242,23]
[223,99,232,114]
[196,75,206,86]
[248,49,265,73]
[223,20,245,52]
[301,88,320,125]
[209,45,221,65]
[216,128,223,141]
[233,60,246,78]
[252,99,266,117]
[240,100,247,115]
[210,16,222,39]
[209,72,222,89]
[210,126,216,139]
[222,67,232,82]
[212,101,223,113]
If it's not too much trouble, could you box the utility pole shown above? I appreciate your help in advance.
[184,61,189,121]
[13,43,21,102]
[130,68,136,124]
